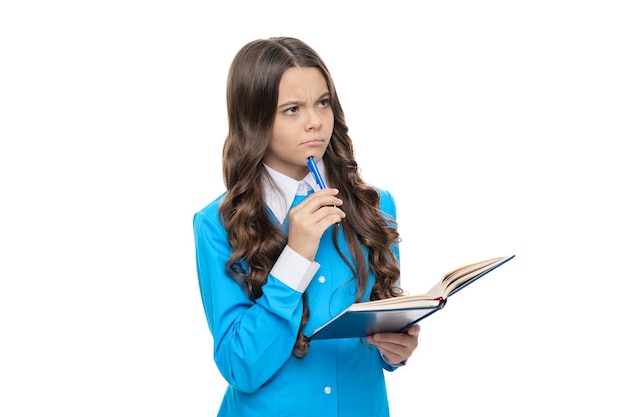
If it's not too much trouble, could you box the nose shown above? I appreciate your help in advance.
[305,108,323,131]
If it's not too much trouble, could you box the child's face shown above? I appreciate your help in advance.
[264,66,334,180]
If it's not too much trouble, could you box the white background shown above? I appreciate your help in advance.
[1,1,624,416]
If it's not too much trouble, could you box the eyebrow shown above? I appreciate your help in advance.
[277,92,330,109]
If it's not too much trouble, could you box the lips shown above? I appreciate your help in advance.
[303,138,325,146]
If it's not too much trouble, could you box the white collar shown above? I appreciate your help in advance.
[262,160,329,224]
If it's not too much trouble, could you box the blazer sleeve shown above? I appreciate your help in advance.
[376,188,408,371]
[377,188,400,262]
[193,199,305,393]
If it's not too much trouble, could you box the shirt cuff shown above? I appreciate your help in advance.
[270,245,320,293]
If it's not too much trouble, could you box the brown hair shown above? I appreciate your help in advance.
[219,37,402,357]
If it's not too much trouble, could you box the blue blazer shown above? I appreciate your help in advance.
[193,188,400,417]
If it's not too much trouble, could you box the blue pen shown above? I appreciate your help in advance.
[308,156,339,216]
[307,156,327,190]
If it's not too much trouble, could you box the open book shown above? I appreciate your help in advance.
[309,254,515,340]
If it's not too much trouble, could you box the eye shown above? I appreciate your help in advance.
[318,98,330,108]
[284,106,298,115]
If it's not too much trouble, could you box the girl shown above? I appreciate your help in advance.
[193,37,420,417]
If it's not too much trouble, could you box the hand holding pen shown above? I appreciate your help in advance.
[286,159,344,260]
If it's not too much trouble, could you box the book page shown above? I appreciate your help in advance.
[348,294,440,311]
[340,256,511,311]
[426,256,508,298]
[441,256,509,298]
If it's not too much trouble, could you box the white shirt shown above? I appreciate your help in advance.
[262,161,328,224]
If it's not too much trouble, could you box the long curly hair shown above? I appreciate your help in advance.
[219,37,402,358]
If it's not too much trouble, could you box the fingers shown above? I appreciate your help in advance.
[290,189,345,227]
[366,325,421,365]
[286,188,345,260]
[292,188,344,215]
